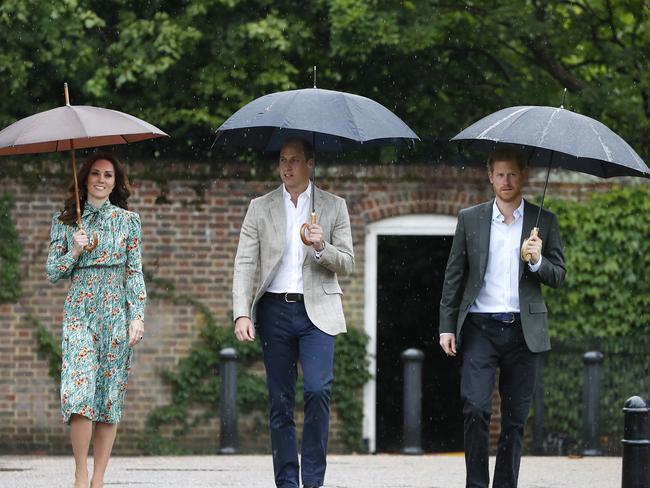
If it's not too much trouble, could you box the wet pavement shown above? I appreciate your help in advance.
[0,453,621,487]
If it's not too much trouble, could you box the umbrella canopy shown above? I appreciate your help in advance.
[0,104,167,155]
[451,105,650,178]
[215,87,419,151]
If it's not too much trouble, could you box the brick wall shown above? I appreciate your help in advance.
[0,159,624,454]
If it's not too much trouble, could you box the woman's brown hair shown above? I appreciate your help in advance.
[59,153,131,225]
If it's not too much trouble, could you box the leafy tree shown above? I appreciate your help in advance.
[0,1,648,161]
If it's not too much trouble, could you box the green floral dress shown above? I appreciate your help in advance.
[46,200,146,424]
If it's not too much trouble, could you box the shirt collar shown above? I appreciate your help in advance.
[282,181,312,202]
[492,198,524,223]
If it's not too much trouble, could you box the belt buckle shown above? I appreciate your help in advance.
[284,293,297,303]
[503,312,515,324]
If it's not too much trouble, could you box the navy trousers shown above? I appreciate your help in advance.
[257,295,335,488]
[460,314,539,488]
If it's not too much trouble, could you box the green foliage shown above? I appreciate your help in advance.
[140,277,370,454]
[141,310,370,452]
[540,337,650,453]
[1,1,650,161]
[536,186,650,453]
[0,195,21,302]
[32,314,63,381]
[544,185,650,338]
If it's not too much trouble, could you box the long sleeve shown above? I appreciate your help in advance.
[439,210,469,334]
[125,212,146,322]
[536,213,565,289]
[46,215,78,283]
[232,199,260,321]
[314,197,355,276]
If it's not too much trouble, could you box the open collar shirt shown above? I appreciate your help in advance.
[266,182,312,294]
[469,198,540,313]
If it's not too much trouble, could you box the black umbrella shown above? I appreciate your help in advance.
[215,73,419,243]
[451,93,650,260]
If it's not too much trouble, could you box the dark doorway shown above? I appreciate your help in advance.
[375,235,463,452]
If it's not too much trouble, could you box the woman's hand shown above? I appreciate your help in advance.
[129,319,145,347]
[71,229,89,259]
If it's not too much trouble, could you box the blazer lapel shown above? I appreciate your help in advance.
[268,186,286,252]
[478,200,493,280]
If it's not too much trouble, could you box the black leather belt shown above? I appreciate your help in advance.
[265,292,304,303]
[471,312,521,324]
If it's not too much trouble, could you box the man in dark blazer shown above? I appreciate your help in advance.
[439,145,565,488]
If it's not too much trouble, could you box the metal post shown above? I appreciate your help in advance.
[622,396,650,488]
[532,353,546,454]
[401,348,424,455]
[582,351,604,456]
[219,347,238,454]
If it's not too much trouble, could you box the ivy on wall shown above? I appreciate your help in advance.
[535,186,650,453]
[35,272,370,454]
[140,279,371,454]
[544,185,650,338]
[0,195,21,302]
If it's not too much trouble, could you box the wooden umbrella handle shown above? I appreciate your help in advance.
[300,212,317,246]
[70,132,99,252]
[521,227,539,262]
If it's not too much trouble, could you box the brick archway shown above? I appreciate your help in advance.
[357,189,476,225]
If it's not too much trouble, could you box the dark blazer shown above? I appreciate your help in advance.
[439,199,565,353]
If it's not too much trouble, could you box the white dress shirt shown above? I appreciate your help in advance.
[266,183,312,294]
[469,199,541,314]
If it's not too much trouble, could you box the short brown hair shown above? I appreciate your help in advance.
[486,145,527,172]
[282,137,314,161]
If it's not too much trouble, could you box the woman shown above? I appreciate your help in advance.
[46,153,146,488]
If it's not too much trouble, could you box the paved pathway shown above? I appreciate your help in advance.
[0,454,621,487]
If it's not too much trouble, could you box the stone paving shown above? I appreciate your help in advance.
[0,454,621,487]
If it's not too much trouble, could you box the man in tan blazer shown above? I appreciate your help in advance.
[232,138,354,488]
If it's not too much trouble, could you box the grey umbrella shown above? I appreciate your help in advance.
[452,104,649,178]
[215,87,419,151]
[215,79,419,243]
[451,97,650,260]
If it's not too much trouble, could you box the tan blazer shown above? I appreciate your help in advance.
[232,185,354,336]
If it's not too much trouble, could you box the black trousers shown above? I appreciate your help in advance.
[460,314,539,488]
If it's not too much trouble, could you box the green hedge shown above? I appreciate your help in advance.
[545,185,650,338]
[536,185,650,453]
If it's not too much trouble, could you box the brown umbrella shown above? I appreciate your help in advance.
[0,83,168,250]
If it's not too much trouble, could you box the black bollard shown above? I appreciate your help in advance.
[622,396,650,488]
[219,347,238,454]
[401,348,424,455]
[582,351,604,456]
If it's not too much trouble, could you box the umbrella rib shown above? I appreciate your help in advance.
[538,108,562,146]
[476,107,530,139]
[341,96,364,142]
[67,105,91,141]
[279,91,302,131]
